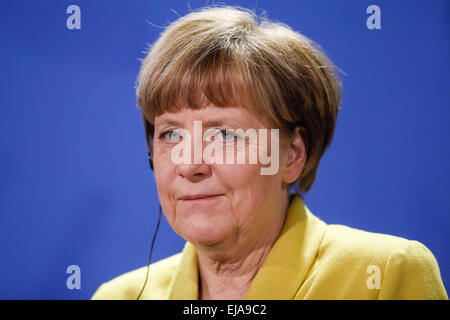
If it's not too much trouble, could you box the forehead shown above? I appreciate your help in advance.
[154,105,273,129]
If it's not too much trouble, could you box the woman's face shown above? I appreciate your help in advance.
[153,104,292,247]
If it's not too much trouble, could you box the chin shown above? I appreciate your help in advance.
[178,219,234,247]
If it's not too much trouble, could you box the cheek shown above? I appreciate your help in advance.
[154,160,174,191]
[214,164,282,230]
[154,169,173,196]
[217,163,258,184]
[216,163,280,198]
[153,152,178,220]
[153,143,176,186]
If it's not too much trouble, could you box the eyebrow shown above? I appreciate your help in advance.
[156,119,182,127]
[155,118,248,129]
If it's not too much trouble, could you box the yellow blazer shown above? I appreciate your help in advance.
[92,196,448,300]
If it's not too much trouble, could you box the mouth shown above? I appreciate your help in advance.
[178,194,223,202]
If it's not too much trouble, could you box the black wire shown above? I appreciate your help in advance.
[136,204,162,300]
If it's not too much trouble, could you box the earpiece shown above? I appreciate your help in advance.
[148,151,154,170]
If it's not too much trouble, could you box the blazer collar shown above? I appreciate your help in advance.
[166,241,198,299]
[245,195,327,299]
[167,195,327,300]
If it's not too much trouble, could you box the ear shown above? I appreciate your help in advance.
[282,127,307,184]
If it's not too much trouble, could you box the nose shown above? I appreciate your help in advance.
[177,163,212,183]
[175,121,213,182]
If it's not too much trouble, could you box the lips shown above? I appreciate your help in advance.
[178,194,222,201]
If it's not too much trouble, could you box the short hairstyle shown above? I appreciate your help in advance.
[136,6,341,193]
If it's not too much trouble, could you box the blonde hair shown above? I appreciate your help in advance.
[136,6,341,193]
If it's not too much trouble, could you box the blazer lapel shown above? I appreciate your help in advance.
[167,242,199,299]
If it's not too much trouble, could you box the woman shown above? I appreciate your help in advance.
[92,6,447,300]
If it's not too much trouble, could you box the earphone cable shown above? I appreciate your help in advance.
[136,204,162,300]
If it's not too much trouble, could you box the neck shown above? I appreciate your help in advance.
[196,193,290,300]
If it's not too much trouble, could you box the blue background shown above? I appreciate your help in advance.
[0,0,448,299]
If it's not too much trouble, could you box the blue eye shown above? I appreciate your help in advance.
[215,129,244,143]
[219,129,237,141]
[160,130,182,142]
